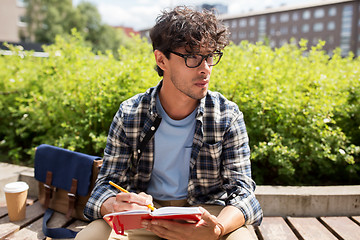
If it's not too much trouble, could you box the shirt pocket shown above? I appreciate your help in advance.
[196,141,222,184]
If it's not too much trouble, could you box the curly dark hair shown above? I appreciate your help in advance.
[150,6,230,76]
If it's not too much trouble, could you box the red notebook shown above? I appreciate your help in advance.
[103,206,202,235]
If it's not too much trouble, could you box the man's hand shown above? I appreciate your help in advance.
[100,192,153,216]
[141,207,222,240]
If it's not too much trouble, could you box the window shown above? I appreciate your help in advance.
[280,13,289,22]
[232,20,237,28]
[239,19,247,27]
[238,31,247,39]
[18,15,28,27]
[303,10,311,20]
[314,8,325,18]
[328,7,337,16]
[292,12,299,21]
[313,22,324,32]
[280,27,288,35]
[270,15,276,23]
[292,26,298,34]
[302,24,310,33]
[231,32,237,40]
[249,18,256,26]
[249,31,255,38]
[341,5,353,37]
[258,16,266,41]
[340,5,353,55]
[327,21,336,31]
[17,0,28,7]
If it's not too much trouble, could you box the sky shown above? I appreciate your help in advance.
[73,0,324,31]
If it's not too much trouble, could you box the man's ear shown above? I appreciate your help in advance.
[154,50,167,72]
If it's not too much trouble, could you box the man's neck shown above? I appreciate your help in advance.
[158,81,199,120]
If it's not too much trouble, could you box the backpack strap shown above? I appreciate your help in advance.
[135,116,162,161]
[66,178,78,219]
[43,209,78,239]
[44,171,53,209]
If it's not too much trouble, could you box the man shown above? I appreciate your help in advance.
[77,6,262,240]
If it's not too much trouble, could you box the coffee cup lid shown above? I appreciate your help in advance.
[4,181,29,193]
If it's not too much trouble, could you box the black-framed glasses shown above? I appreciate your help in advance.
[169,50,223,68]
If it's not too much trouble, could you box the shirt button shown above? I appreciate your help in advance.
[151,126,155,131]
[232,193,237,197]
[137,149,141,154]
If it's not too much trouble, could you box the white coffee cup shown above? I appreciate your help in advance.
[4,181,29,221]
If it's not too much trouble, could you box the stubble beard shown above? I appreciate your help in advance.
[170,72,209,100]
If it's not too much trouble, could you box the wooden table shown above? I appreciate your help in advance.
[1,198,360,239]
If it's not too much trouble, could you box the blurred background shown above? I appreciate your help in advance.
[1,0,358,56]
[0,0,359,186]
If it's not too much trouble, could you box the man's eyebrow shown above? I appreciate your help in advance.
[184,50,215,55]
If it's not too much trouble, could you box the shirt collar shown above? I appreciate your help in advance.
[149,80,162,116]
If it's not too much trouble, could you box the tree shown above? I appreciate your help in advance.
[75,2,132,56]
[25,0,131,55]
[26,0,81,44]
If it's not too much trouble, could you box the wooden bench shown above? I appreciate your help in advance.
[0,198,88,240]
[1,197,360,240]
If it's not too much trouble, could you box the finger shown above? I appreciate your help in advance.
[138,192,154,206]
[148,221,183,240]
[116,192,151,206]
[150,219,195,236]
[114,193,151,211]
[198,207,218,227]
[113,201,149,212]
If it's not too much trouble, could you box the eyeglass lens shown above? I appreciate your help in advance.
[186,53,221,68]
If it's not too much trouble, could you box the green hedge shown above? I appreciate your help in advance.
[1,33,359,185]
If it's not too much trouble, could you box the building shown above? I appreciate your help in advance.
[0,0,28,42]
[221,0,360,56]
[140,0,359,56]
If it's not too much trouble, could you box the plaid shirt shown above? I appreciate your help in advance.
[84,81,263,225]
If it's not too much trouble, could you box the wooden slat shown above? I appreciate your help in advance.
[287,217,337,240]
[0,205,7,218]
[352,216,360,225]
[6,217,43,240]
[0,201,45,239]
[0,222,20,240]
[321,216,360,240]
[0,198,36,218]
[257,217,297,240]
[26,197,37,206]
[7,211,72,240]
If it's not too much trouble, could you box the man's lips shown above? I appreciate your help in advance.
[194,80,209,88]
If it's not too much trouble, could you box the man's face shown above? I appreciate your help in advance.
[165,47,214,100]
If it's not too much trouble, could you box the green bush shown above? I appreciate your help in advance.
[1,34,359,185]
[0,31,158,165]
